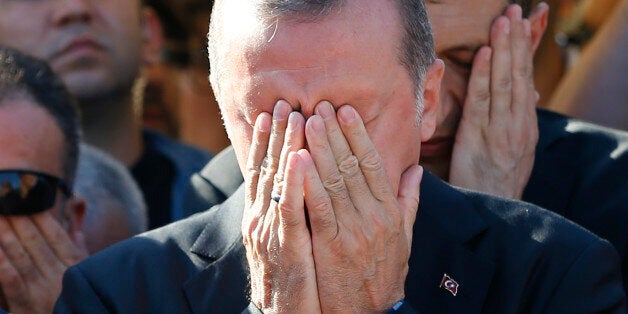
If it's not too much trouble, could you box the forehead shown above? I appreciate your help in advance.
[0,98,65,177]
[221,0,407,111]
[427,0,507,50]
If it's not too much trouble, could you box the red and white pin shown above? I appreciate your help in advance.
[439,273,459,296]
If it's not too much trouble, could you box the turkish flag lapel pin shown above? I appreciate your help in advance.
[439,273,459,296]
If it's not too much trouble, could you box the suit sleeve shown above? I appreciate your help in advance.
[543,239,627,313]
[53,265,110,314]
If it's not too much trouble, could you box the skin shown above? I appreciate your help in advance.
[423,0,549,198]
[0,0,162,166]
[212,0,443,311]
[0,99,87,314]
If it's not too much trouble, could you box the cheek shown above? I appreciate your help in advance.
[368,112,421,193]
[222,108,255,171]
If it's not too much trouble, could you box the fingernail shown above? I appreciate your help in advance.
[288,112,302,131]
[257,113,271,132]
[503,20,510,34]
[338,106,356,124]
[514,5,522,20]
[273,100,291,121]
[315,101,335,120]
[308,115,325,132]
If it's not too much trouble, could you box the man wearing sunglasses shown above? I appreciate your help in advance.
[0,46,88,313]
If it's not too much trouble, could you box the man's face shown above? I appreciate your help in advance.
[216,0,437,194]
[0,0,146,102]
[0,98,68,219]
[422,0,506,158]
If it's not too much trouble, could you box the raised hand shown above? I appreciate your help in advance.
[0,212,88,314]
[242,100,321,313]
[302,101,422,312]
[449,4,539,199]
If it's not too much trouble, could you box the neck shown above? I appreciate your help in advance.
[420,156,450,182]
[80,94,144,167]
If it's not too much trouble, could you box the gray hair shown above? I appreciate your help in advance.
[75,144,147,252]
[208,0,435,114]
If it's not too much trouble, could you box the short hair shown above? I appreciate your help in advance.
[208,0,435,108]
[75,144,147,252]
[0,46,81,185]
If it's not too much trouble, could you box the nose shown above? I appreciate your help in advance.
[51,0,93,27]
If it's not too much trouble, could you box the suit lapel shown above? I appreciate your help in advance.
[183,186,250,313]
[407,173,495,314]
[182,159,497,313]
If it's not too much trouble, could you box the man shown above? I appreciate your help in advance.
[0,46,87,313]
[189,3,628,282]
[75,144,148,254]
[421,0,628,289]
[0,0,212,229]
[56,0,624,312]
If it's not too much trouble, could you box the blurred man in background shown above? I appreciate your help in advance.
[0,0,213,229]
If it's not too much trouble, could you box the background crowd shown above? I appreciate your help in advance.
[0,0,626,313]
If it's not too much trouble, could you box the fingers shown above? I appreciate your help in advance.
[336,105,392,202]
[305,110,355,219]
[31,212,87,266]
[489,16,512,122]
[506,5,533,118]
[300,149,338,241]
[276,111,306,195]
[5,215,66,280]
[397,165,423,251]
[0,217,41,284]
[0,246,28,309]
[276,151,307,238]
[463,46,492,126]
[245,112,272,207]
[256,101,292,209]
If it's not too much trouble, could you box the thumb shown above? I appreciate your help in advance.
[397,165,423,247]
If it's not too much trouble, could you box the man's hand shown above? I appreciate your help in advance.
[242,101,321,313]
[449,4,539,199]
[0,212,88,313]
[301,101,422,312]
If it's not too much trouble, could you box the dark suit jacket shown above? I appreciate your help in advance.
[524,109,628,289]
[55,147,626,313]
[186,109,628,290]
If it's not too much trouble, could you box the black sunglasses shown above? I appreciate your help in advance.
[0,169,72,216]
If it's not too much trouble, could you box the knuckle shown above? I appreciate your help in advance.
[322,175,348,199]
[338,154,360,176]
[246,167,261,182]
[359,149,382,172]
[260,156,277,173]
[309,193,331,213]
[497,77,512,90]
[472,89,491,104]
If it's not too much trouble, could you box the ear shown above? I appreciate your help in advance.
[529,2,549,52]
[141,7,164,66]
[420,59,445,142]
[65,196,86,236]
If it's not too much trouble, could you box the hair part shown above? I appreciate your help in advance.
[0,46,81,185]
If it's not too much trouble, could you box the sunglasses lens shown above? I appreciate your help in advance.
[0,172,57,215]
